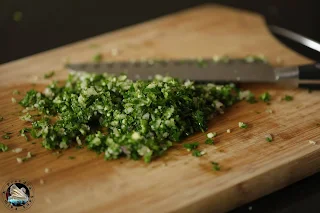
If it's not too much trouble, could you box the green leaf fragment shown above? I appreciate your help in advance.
[0,143,9,152]
[183,142,199,151]
[259,92,271,103]
[205,138,214,145]
[211,161,220,171]
[44,71,55,79]
[192,150,202,157]
[282,95,293,101]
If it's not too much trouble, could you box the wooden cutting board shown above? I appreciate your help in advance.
[0,4,319,213]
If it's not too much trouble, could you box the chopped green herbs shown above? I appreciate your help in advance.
[44,71,55,79]
[282,95,293,101]
[239,90,257,104]
[18,72,239,162]
[20,128,31,141]
[13,11,23,22]
[238,122,248,129]
[183,142,199,151]
[259,92,271,103]
[2,132,11,139]
[192,150,202,157]
[265,134,273,142]
[211,161,220,171]
[0,143,8,152]
[0,116,3,122]
[68,156,75,160]
[93,53,103,62]
[205,138,214,145]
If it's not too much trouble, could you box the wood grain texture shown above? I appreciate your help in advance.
[0,4,319,213]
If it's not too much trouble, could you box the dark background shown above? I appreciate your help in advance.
[1,0,320,212]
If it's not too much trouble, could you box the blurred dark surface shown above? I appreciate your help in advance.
[1,0,320,212]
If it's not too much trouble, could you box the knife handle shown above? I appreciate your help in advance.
[298,63,320,89]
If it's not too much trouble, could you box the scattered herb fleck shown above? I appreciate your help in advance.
[211,161,220,171]
[282,95,293,101]
[259,92,271,103]
[192,150,203,157]
[0,143,8,152]
[2,133,11,139]
[239,90,257,104]
[265,134,273,142]
[20,128,31,141]
[0,116,3,121]
[183,142,199,151]
[44,71,55,79]
[93,53,103,62]
[68,156,76,160]
[205,138,214,145]
[238,122,248,129]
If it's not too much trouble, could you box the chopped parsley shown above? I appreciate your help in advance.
[93,53,103,62]
[183,142,199,151]
[211,161,220,171]
[205,138,214,145]
[239,90,257,104]
[2,132,12,139]
[18,72,240,162]
[192,150,204,157]
[44,71,55,79]
[68,156,76,160]
[265,134,273,142]
[0,116,3,121]
[238,122,248,129]
[282,95,293,101]
[259,92,271,103]
[20,128,31,141]
[0,143,8,152]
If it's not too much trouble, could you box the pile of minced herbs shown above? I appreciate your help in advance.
[18,72,244,163]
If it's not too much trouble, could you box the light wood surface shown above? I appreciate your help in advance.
[0,4,319,213]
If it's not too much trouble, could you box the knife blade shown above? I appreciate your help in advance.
[65,58,320,89]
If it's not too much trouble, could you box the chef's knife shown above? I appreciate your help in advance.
[66,58,320,89]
